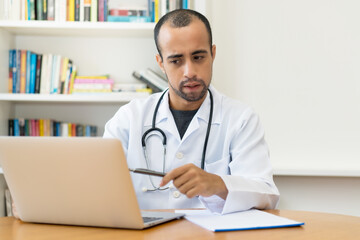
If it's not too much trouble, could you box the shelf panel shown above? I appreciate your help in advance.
[0,92,150,103]
[0,20,156,37]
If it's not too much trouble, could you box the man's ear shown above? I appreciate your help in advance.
[156,54,165,73]
[211,44,216,62]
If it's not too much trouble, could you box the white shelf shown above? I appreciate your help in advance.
[0,92,150,103]
[0,20,155,37]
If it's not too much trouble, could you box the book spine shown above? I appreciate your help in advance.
[107,15,151,22]
[25,119,30,136]
[132,71,162,93]
[20,50,27,94]
[79,0,85,21]
[8,119,14,136]
[91,0,97,22]
[98,0,104,21]
[35,54,42,94]
[60,58,69,94]
[13,119,19,136]
[58,0,67,22]
[30,53,37,93]
[53,55,62,94]
[68,65,77,94]
[39,54,47,94]
[11,50,17,93]
[50,54,57,94]
[36,0,43,20]
[19,118,25,136]
[154,0,159,22]
[16,50,21,93]
[68,0,75,21]
[45,53,53,94]
[84,0,91,21]
[30,0,35,20]
[75,0,80,21]
[39,119,44,136]
[42,0,47,20]
[47,0,55,20]
[8,50,13,93]
[25,50,31,93]
[64,60,73,94]
[104,0,108,21]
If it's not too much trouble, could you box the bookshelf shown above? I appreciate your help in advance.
[0,20,160,137]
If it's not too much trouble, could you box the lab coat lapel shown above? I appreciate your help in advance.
[153,92,180,140]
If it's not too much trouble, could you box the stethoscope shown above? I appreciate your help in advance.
[141,88,214,192]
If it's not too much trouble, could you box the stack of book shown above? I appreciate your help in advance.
[2,0,189,23]
[8,49,76,94]
[133,68,168,93]
[72,75,114,94]
[8,118,97,137]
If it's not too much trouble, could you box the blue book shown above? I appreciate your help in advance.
[27,0,31,20]
[30,53,37,94]
[151,1,155,22]
[183,0,188,9]
[104,0,108,21]
[25,51,31,93]
[11,50,17,93]
[13,119,20,136]
[85,125,91,136]
[107,15,151,22]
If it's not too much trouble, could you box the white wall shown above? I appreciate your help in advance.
[210,0,360,215]
[211,0,360,175]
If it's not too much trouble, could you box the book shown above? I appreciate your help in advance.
[91,0,97,22]
[36,0,43,20]
[68,0,75,21]
[20,50,27,93]
[75,0,80,21]
[133,68,168,93]
[79,0,85,21]
[35,54,42,94]
[8,50,14,93]
[25,50,31,93]
[29,52,37,94]
[8,119,14,136]
[47,0,55,20]
[107,15,151,22]
[98,0,105,21]
[84,0,91,21]
[42,0,47,20]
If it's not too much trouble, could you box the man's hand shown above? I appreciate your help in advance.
[160,163,228,199]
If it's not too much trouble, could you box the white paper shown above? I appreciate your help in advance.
[175,209,304,232]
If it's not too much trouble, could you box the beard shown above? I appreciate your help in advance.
[169,78,208,102]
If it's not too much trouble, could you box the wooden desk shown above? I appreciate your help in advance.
[0,210,359,240]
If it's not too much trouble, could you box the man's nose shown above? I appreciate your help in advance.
[183,62,196,79]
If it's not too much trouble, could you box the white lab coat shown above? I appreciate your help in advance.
[103,86,279,214]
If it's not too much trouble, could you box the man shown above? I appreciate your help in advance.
[104,9,279,214]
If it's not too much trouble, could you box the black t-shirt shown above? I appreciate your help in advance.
[170,108,199,139]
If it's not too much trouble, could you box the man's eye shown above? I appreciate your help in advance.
[194,56,204,61]
[170,60,180,64]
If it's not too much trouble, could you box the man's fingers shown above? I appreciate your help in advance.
[159,164,194,187]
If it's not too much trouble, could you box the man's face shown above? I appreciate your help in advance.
[156,19,216,110]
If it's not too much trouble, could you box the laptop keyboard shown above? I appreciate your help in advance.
[143,217,163,223]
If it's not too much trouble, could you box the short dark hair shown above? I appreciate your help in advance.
[154,9,213,59]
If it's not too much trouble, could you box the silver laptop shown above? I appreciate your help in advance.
[0,137,184,229]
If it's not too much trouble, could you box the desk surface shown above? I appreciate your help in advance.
[0,210,359,240]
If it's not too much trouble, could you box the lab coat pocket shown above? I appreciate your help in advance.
[204,155,230,175]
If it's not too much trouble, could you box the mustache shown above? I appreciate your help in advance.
[180,78,204,87]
